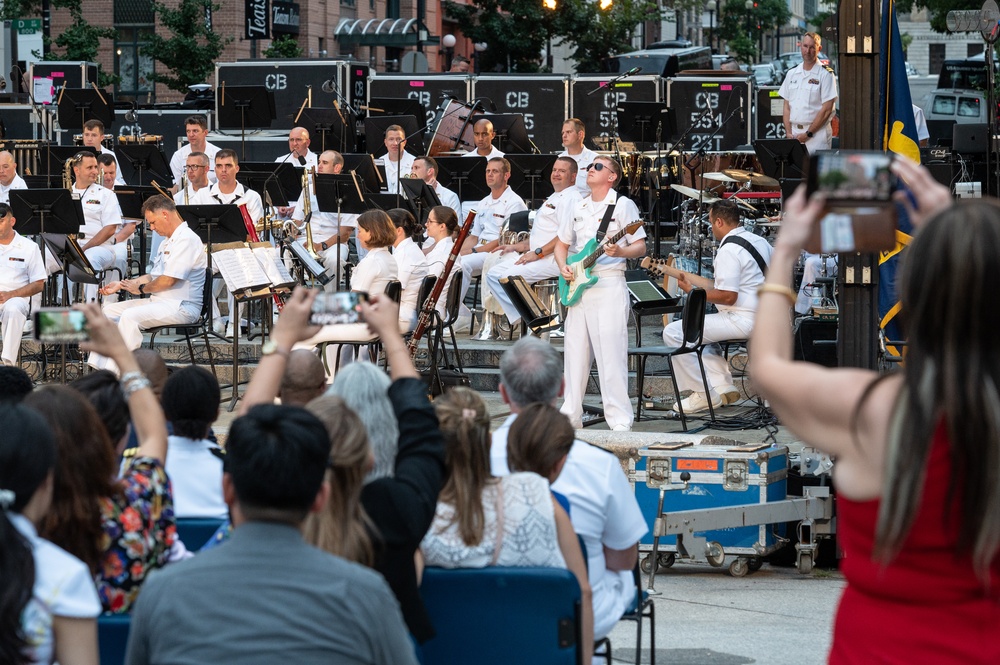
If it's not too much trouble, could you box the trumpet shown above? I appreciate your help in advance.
[301,167,322,263]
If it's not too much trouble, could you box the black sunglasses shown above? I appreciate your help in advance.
[587,162,608,172]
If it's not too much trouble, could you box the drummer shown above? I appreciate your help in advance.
[558,119,598,196]
[83,119,125,186]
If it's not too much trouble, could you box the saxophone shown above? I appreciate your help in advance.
[63,158,75,191]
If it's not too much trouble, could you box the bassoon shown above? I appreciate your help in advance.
[238,202,284,312]
[407,209,476,357]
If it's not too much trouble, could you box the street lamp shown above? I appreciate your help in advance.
[442,33,456,71]
[474,41,486,74]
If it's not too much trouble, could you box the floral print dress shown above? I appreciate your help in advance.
[98,456,176,613]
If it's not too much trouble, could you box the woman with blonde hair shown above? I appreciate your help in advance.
[420,387,593,661]
[750,159,1000,662]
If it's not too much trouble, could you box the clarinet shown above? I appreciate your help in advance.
[408,209,477,357]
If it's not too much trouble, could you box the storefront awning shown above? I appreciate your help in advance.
[334,18,439,47]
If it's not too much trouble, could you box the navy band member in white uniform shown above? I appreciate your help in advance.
[288,150,356,289]
[82,119,125,186]
[486,156,581,326]
[0,203,46,366]
[90,196,207,374]
[411,155,461,221]
[423,206,462,320]
[558,119,598,196]
[0,151,28,204]
[274,126,319,220]
[555,156,646,431]
[71,152,123,303]
[375,124,417,197]
[662,199,772,413]
[191,149,264,338]
[458,157,528,317]
[464,118,505,161]
[779,31,838,154]
[169,114,220,190]
[98,154,138,281]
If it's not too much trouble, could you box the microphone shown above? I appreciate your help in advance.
[739,93,745,129]
[298,155,307,166]
[321,79,335,94]
[624,66,642,76]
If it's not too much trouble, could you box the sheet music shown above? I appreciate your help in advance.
[250,245,295,287]
[213,247,271,292]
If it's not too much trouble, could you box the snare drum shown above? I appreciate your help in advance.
[73,133,114,149]
[428,100,481,156]
[118,134,163,146]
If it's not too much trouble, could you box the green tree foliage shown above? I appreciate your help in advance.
[144,0,231,93]
[443,0,552,72]
[263,35,304,59]
[719,0,790,62]
[549,0,662,73]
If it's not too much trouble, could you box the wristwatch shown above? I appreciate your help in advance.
[534,248,543,256]
[470,246,477,254]
[806,130,815,138]
[261,340,290,359]
[138,283,146,295]
[321,241,328,251]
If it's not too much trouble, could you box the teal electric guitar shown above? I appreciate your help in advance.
[559,221,643,307]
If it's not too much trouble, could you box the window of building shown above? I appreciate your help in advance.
[929,43,946,76]
[115,0,155,102]
[968,43,984,58]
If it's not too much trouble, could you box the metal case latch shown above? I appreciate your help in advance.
[723,460,748,491]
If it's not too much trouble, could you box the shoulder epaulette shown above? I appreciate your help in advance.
[823,64,836,75]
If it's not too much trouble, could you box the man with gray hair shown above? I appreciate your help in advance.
[489,336,647,642]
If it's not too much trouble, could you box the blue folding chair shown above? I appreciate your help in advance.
[175,517,226,551]
[420,567,582,665]
[98,612,132,665]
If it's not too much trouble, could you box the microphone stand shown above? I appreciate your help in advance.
[587,67,643,96]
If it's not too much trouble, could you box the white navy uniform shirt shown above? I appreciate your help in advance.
[778,62,838,128]
[470,186,528,243]
[558,190,645,272]
[559,147,599,195]
[72,183,122,243]
[532,187,582,251]
[190,182,264,225]
[0,174,27,204]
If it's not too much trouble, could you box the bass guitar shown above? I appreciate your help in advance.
[639,256,686,296]
[558,221,643,307]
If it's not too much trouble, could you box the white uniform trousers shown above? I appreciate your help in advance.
[662,309,754,397]
[89,298,198,374]
[560,270,633,430]
[319,243,350,292]
[795,254,837,315]
[79,245,117,304]
[0,297,31,365]
[294,324,377,382]
[460,249,493,309]
[485,254,560,324]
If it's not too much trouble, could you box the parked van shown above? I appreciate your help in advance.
[935,54,996,91]
[603,46,713,77]
[923,88,988,145]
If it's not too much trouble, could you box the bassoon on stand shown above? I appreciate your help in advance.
[407,209,476,357]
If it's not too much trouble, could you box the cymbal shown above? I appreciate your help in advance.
[670,184,720,203]
[702,171,739,183]
[722,169,780,187]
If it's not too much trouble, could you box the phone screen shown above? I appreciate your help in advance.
[34,309,89,343]
[807,151,897,202]
[309,292,368,326]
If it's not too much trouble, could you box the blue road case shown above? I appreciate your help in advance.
[637,439,789,571]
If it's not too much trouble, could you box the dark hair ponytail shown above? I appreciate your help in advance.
[0,404,57,665]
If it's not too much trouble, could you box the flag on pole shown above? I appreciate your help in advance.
[878,0,919,359]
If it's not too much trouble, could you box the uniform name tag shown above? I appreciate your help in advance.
[8,257,24,262]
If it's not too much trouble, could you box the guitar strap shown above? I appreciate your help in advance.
[595,199,617,243]
[719,235,769,277]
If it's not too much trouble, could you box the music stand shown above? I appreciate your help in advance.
[617,103,676,148]
[364,115,425,157]
[115,144,172,187]
[9,188,88,303]
[506,154,557,206]
[314,172,370,289]
[754,139,808,181]
[236,170,292,208]
[43,145,98,176]
[433,156,490,202]
[238,162,302,207]
[398,178,443,224]
[297,107,355,154]
[216,85,276,161]
[23,174,62,188]
[481,114,532,153]
[342,153,383,193]
[368,97,427,120]
[56,87,114,132]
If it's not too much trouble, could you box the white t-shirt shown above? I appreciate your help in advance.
[713,226,773,316]
[558,191,645,272]
[164,435,227,519]
[532,187,581,251]
[490,416,648,636]
[72,183,122,243]
[421,472,566,569]
[0,232,47,292]
[169,141,221,186]
[471,186,528,242]
[559,147,599,195]
[151,221,208,316]
[12,513,101,665]
[392,236,430,331]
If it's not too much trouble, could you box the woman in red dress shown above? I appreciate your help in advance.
[750,158,1000,664]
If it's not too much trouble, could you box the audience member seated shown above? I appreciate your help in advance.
[279,349,327,407]
[0,403,100,665]
[420,386,593,660]
[388,208,430,332]
[126,400,417,663]
[240,288,446,644]
[24,304,174,614]
[0,365,33,403]
[161,366,226,520]
[490,337,647,641]
[507,402,575,516]
[302,395,375,566]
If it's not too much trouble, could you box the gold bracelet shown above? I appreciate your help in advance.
[757,283,797,306]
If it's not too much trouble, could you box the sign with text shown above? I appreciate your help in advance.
[755,86,786,142]
[216,61,349,128]
[667,76,752,152]
[245,0,270,40]
[472,75,569,153]
[368,75,471,128]
[570,75,661,146]
[272,1,299,35]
